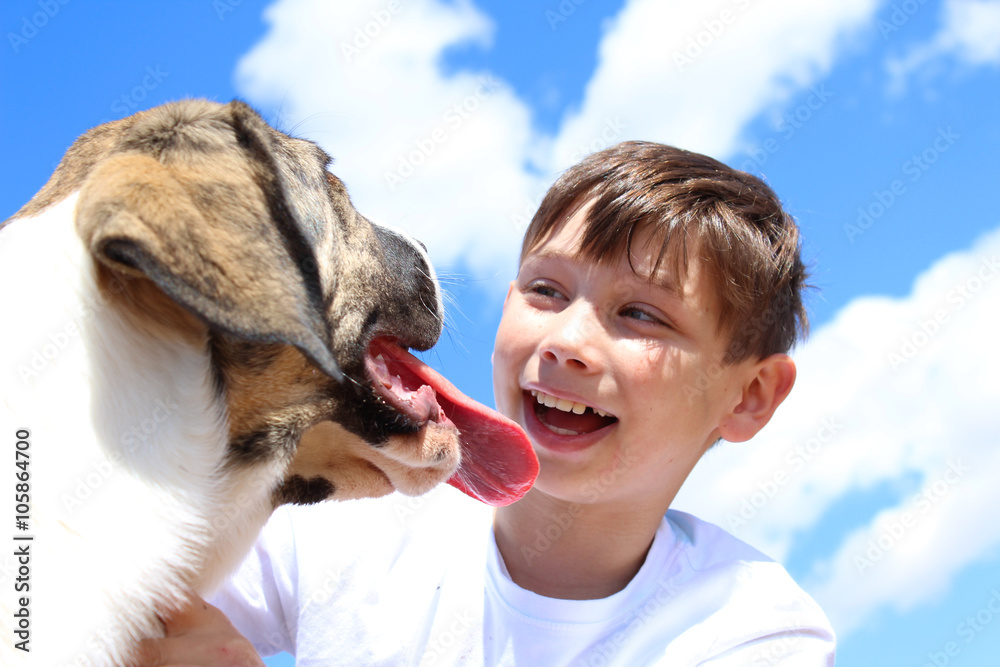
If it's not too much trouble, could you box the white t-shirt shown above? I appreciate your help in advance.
[212,486,835,666]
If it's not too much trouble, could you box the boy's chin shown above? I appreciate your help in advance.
[525,458,619,507]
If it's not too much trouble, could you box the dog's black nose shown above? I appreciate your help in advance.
[369,224,443,351]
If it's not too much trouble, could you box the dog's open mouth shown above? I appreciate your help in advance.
[365,338,538,506]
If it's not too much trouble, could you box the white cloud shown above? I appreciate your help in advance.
[888,0,1000,91]
[550,0,880,168]
[673,225,1000,637]
[943,0,1000,63]
[236,0,883,282]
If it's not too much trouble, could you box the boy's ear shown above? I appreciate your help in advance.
[717,354,796,443]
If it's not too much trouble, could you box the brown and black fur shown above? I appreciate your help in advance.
[36,99,456,503]
[0,99,462,666]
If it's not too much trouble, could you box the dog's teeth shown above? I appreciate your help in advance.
[542,393,558,408]
[373,354,394,388]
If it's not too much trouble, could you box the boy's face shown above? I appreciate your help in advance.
[492,202,758,510]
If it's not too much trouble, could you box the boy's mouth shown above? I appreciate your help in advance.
[530,389,618,436]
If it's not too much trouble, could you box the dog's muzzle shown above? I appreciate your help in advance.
[369,223,443,351]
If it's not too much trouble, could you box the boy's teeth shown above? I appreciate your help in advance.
[532,390,596,416]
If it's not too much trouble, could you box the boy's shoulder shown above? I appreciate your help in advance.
[664,508,774,566]
[663,508,816,595]
[661,509,834,638]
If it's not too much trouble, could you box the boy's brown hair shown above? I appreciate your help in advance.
[521,141,809,364]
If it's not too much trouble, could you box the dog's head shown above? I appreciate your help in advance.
[33,99,535,507]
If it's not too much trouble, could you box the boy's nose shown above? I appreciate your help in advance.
[538,301,603,372]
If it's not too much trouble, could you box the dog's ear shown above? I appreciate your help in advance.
[75,150,343,380]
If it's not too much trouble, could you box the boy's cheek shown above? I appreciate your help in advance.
[490,346,519,418]
[502,281,516,310]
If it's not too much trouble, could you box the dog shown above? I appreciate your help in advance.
[0,99,537,666]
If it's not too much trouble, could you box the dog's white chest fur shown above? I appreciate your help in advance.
[0,99,473,666]
[1,194,280,666]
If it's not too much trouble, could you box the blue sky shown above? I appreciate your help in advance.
[2,1,999,664]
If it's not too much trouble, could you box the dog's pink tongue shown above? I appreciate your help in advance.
[435,383,538,506]
[371,342,538,506]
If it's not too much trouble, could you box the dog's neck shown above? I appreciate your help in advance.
[1,194,280,665]
[6,193,232,507]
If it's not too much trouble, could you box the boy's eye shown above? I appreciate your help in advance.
[621,306,667,326]
[527,282,565,300]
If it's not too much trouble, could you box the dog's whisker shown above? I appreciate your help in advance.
[439,289,461,313]
[432,272,469,286]
[339,369,368,392]
[286,111,354,138]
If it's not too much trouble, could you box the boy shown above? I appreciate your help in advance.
[138,142,834,666]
